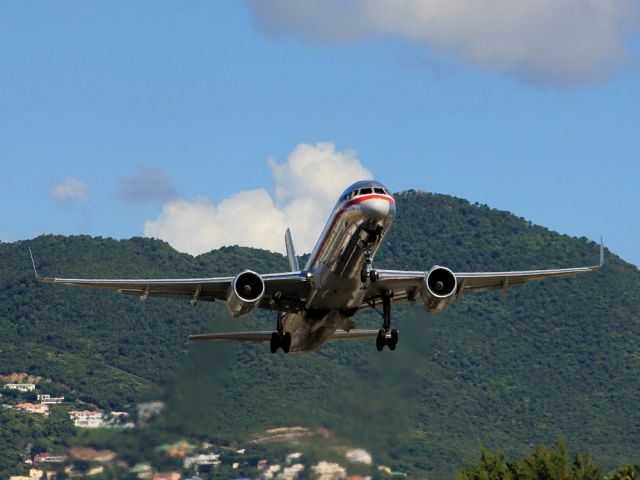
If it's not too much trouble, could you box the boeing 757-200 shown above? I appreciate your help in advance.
[30,180,604,354]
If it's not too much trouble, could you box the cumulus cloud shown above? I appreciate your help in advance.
[50,177,89,205]
[118,166,177,203]
[144,142,373,256]
[246,0,640,85]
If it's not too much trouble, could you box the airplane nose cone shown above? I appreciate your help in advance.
[361,197,394,221]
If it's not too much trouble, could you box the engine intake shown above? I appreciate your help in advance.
[420,266,457,313]
[226,270,265,317]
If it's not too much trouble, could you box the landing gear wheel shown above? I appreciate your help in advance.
[375,295,398,351]
[369,270,379,282]
[376,329,385,351]
[270,332,280,353]
[281,332,292,354]
[388,329,398,351]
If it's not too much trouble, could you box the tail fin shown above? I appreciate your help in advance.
[285,228,300,272]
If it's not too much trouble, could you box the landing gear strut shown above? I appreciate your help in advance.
[361,247,379,283]
[375,294,398,351]
[270,301,291,354]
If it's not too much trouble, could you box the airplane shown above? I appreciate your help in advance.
[30,180,604,354]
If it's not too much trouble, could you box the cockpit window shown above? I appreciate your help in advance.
[374,188,385,194]
[360,187,373,195]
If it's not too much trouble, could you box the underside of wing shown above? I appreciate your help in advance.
[30,247,310,313]
[455,265,601,294]
[362,240,603,307]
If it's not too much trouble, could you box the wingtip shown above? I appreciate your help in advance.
[591,237,605,270]
[599,236,605,268]
[28,245,45,282]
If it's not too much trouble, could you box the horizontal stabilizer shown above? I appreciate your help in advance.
[188,329,380,343]
[329,329,379,340]
[188,331,274,343]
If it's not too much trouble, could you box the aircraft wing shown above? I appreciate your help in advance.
[188,329,379,343]
[30,248,310,312]
[364,240,604,306]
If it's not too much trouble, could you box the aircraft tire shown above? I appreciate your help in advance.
[376,329,385,351]
[270,332,280,353]
[282,332,292,353]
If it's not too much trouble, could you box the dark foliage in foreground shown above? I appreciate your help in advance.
[459,439,638,480]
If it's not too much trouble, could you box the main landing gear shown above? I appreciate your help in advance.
[270,300,291,354]
[375,294,398,351]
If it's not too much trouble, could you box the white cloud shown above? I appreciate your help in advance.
[246,0,640,85]
[50,177,89,204]
[118,166,177,203]
[144,142,373,256]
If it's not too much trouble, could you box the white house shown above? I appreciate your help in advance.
[4,383,36,392]
[37,394,64,404]
[68,410,105,428]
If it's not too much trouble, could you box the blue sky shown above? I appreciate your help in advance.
[1,1,639,266]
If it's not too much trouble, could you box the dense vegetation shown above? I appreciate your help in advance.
[0,191,638,477]
[458,439,638,480]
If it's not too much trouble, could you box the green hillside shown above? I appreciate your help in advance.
[1,191,639,477]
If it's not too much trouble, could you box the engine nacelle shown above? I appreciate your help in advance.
[420,266,457,313]
[226,270,265,317]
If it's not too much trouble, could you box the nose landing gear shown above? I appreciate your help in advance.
[361,248,380,283]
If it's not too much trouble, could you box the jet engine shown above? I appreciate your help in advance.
[226,270,265,317]
[420,266,457,313]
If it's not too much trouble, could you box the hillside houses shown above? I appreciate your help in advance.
[2,382,66,416]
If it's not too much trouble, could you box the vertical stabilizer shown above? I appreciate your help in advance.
[285,228,300,272]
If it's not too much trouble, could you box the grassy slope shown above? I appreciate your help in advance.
[0,191,638,477]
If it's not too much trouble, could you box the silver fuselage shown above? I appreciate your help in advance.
[283,181,396,353]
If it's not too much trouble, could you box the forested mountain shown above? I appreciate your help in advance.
[1,191,638,477]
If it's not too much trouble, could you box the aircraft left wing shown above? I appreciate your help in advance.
[364,240,604,307]
[29,248,310,312]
